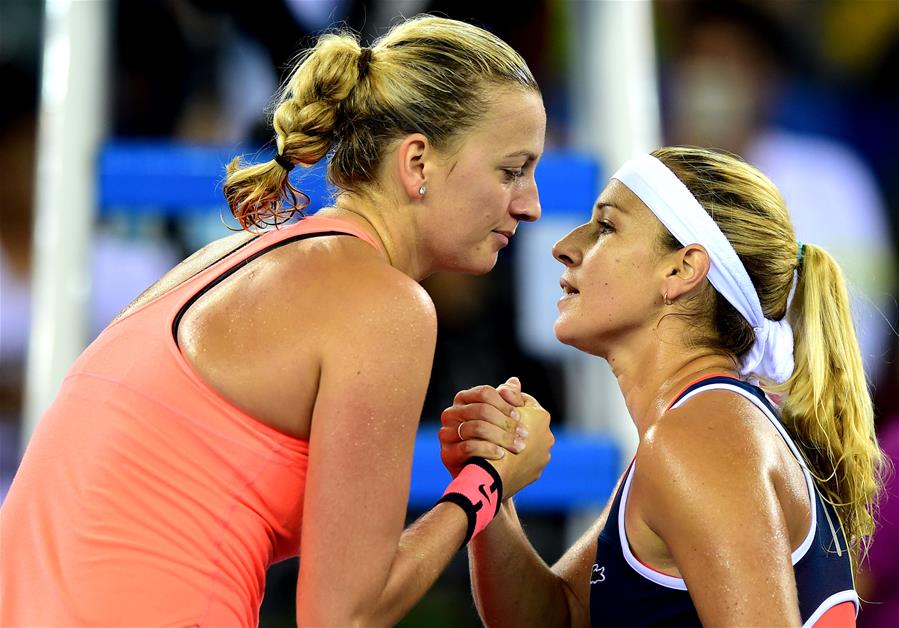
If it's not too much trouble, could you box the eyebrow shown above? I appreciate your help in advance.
[503,150,538,161]
[595,201,626,213]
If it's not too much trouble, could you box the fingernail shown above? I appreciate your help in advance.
[514,439,525,452]
[516,426,529,438]
[511,409,519,420]
[497,448,506,458]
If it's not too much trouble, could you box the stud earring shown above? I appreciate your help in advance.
[418,184,426,197]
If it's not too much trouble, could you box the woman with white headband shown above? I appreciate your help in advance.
[440,146,884,626]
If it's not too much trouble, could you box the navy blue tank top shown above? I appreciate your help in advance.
[589,376,857,627]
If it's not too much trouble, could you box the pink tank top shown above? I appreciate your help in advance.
[0,216,380,626]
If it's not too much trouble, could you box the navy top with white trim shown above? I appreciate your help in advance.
[588,376,856,627]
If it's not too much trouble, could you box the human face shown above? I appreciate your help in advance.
[420,87,546,275]
[552,180,668,357]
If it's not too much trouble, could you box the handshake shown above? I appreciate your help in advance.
[436,377,555,545]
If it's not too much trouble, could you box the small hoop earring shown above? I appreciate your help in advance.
[418,184,426,197]
[664,291,672,306]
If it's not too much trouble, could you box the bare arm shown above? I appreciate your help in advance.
[444,382,617,628]
[295,270,552,626]
[467,499,602,628]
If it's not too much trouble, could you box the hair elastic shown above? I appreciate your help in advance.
[437,457,503,548]
[796,241,805,271]
[358,47,373,80]
[274,153,295,173]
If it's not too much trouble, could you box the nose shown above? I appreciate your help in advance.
[510,175,541,223]
[553,229,581,266]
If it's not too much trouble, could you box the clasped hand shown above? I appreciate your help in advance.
[439,377,554,498]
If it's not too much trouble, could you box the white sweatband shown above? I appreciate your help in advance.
[612,154,794,384]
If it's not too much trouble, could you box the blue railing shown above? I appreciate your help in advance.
[98,140,600,217]
[409,427,618,510]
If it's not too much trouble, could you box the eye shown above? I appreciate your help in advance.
[597,219,615,234]
[502,167,525,182]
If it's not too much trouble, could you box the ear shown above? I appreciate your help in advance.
[660,244,711,302]
[395,133,429,200]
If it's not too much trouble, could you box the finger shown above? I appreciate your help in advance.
[452,386,519,418]
[438,420,527,451]
[455,419,525,454]
[503,376,521,391]
[442,440,507,463]
[442,399,519,429]
[497,376,524,407]
[453,384,498,405]
[439,425,468,447]
[441,403,517,432]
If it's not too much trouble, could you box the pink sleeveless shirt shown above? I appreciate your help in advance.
[0,216,379,626]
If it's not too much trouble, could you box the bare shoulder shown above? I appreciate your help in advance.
[636,390,775,509]
[272,235,438,351]
[306,237,433,321]
[174,232,436,438]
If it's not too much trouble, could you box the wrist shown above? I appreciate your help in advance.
[436,457,503,548]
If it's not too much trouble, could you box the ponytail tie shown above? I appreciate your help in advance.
[274,153,295,173]
[358,47,373,81]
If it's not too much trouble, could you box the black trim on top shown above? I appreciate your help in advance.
[673,375,777,417]
[172,231,357,344]
[209,233,262,269]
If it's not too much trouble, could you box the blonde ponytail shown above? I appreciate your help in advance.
[776,243,886,556]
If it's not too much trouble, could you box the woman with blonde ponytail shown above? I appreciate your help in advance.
[1,16,554,626]
[443,146,885,627]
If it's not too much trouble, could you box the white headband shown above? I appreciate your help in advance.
[611,154,794,384]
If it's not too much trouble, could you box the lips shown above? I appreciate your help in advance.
[492,229,515,247]
[560,278,579,295]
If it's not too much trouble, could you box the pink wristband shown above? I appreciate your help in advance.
[437,458,503,546]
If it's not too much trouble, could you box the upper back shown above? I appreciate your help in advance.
[176,215,435,439]
[76,215,412,441]
[111,229,261,324]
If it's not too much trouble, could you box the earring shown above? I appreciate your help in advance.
[664,291,672,306]
[418,184,426,197]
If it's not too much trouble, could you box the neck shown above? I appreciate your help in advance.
[323,195,427,280]
[605,328,739,438]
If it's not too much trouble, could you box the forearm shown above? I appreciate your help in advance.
[345,502,470,627]
[469,500,572,627]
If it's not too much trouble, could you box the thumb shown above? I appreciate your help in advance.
[498,376,524,406]
[502,376,521,391]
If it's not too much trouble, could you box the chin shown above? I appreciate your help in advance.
[554,321,604,357]
[553,320,576,346]
[460,254,499,276]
